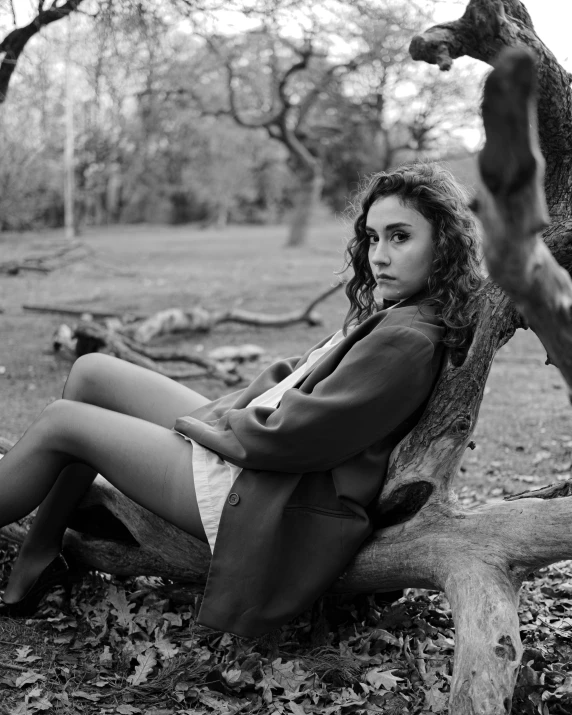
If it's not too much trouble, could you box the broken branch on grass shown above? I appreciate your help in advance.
[115,282,343,343]
[0,242,89,276]
[24,282,344,343]
[74,320,241,385]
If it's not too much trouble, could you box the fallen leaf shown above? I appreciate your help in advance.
[15,646,33,661]
[162,612,183,627]
[71,690,101,701]
[425,683,448,713]
[222,667,255,689]
[154,631,179,660]
[287,703,307,715]
[15,671,45,688]
[127,648,157,686]
[371,628,400,647]
[53,635,73,645]
[269,658,309,694]
[108,584,135,628]
[364,668,403,691]
[28,696,53,712]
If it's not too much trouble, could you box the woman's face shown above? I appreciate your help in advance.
[366,194,434,303]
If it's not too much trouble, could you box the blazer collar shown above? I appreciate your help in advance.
[380,287,432,312]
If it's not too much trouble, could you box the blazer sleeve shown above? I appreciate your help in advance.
[181,333,337,422]
[174,325,438,473]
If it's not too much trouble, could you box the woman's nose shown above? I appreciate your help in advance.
[372,242,390,265]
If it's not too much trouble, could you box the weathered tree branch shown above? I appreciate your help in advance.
[475,48,572,396]
[409,0,572,220]
[0,0,86,103]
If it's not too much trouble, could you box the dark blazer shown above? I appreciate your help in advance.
[174,297,445,637]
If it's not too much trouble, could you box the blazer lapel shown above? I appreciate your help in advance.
[290,309,391,390]
[291,291,435,390]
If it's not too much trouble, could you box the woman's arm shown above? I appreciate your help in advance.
[174,325,438,472]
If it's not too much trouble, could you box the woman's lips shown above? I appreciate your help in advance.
[376,274,396,281]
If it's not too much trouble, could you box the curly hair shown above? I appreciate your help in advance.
[341,161,483,365]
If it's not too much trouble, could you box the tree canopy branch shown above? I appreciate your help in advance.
[0,0,85,103]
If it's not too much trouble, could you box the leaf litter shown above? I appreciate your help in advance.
[0,544,571,713]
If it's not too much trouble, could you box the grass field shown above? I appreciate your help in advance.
[1,219,570,498]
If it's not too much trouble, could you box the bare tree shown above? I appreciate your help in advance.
[190,1,436,247]
[200,30,355,246]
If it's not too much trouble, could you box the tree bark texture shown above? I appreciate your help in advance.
[3,2,572,713]
[409,0,572,223]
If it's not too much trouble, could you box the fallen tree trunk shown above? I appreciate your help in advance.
[3,3,572,714]
[33,284,344,384]
[23,282,343,340]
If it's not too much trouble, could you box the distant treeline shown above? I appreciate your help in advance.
[0,0,482,233]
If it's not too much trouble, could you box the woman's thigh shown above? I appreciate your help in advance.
[63,353,210,428]
[41,399,207,542]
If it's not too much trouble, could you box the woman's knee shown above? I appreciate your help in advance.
[31,399,72,445]
[62,353,116,402]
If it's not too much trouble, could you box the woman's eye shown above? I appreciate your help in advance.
[367,231,379,244]
[391,231,409,243]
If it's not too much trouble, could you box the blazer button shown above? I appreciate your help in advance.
[228,492,240,506]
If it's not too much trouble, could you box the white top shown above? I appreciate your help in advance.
[180,328,346,552]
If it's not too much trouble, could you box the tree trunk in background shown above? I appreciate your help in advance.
[214,202,230,228]
[64,14,76,240]
[286,166,324,248]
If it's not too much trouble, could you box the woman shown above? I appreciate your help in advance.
[0,162,481,638]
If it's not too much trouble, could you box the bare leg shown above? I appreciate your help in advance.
[3,354,210,602]
[0,399,209,596]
